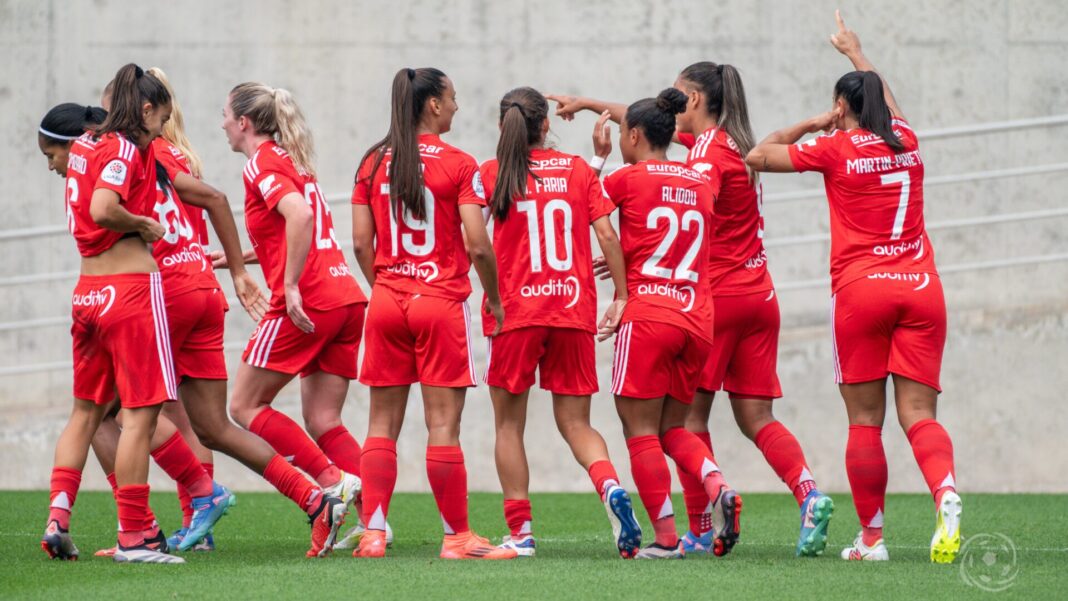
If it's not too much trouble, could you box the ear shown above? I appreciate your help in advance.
[142,101,154,116]
[429,96,442,116]
[238,115,250,132]
[689,89,701,111]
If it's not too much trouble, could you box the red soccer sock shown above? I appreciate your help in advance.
[48,467,81,530]
[907,419,957,506]
[116,484,150,548]
[426,446,470,535]
[755,421,818,506]
[360,437,398,530]
[151,431,213,498]
[587,460,620,501]
[846,425,887,545]
[503,498,532,538]
[626,435,677,548]
[262,454,321,515]
[177,484,193,528]
[316,425,362,477]
[660,427,726,500]
[249,407,338,487]
[679,430,713,535]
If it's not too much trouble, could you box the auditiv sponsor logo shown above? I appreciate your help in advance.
[866,272,931,290]
[520,276,581,309]
[72,285,116,316]
[162,247,204,268]
[745,250,768,269]
[637,283,696,312]
[387,260,439,283]
[873,236,924,259]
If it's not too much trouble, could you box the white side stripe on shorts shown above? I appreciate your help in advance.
[483,336,492,385]
[247,318,282,368]
[149,273,178,399]
[462,302,477,386]
[611,323,633,395]
[830,294,842,384]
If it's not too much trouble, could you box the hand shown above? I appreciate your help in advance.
[138,218,165,243]
[209,250,227,269]
[591,255,612,281]
[592,110,613,158]
[545,94,584,122]
[232,270,270,322]
[830,9,862,57]
[809,109,840,133]
[284,284,315,334]
[597,299,626,342]
[486,298,505,336]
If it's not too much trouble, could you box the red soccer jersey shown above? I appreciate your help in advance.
[679,129,773,295]
[602,160,717,343]
[479,148,615,336]
[243,140,365,311]
[351,133,487,301]
[150,138,217,296]
[65,132,157,257]
[787,118,937,292]
[154,139,210,246]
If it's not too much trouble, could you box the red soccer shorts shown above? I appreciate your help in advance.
[243,302,365,379]
[699,289,783,399]
[611,320,711,403]
[831,272,946,391]
[168,287,227,382]
[360,285,476,388]
[485,326,598,396]
[71,272,177,408]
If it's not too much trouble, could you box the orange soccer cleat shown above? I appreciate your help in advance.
[440,531,518,560]
[352,528,388,558]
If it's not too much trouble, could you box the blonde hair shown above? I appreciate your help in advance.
[229,82,316,177]
[146,67,203,178]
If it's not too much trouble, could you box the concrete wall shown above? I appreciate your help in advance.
[1,0,1066,494]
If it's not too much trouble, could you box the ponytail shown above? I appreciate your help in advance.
[490,87,548,221]
[358,67,448,222]
[624,88,687,150]
[834,71,904,152]
[679,61,757,179]
[229,82,317,176]
[95,63,170,141]
[39,103,106,146]
[146,67,203,178]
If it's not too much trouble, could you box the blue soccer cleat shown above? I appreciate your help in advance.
[680,529,715,555]
[796,491,834,557]
[178,482,235,552]
[604,485,642,558]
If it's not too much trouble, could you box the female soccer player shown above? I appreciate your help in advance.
[351,67,515,560]
[41,63,182,564]
[479,87,641,558]
[598,88,740,559]
[671,62,833,557]
[745,11,961,563]
[223,82,368,557]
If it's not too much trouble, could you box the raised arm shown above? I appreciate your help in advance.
[545,94,627,124]
[745,110,838,173]
[830,9,903,119]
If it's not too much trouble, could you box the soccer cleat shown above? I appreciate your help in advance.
[440,531,518,560]
[352,528,388,558]
[41,520,79,561]
[94,546,117,558]
[324,472,362,514]
[498,535,536,557]
[709,486,742,557]
[307,495,347,558]
[145,525,170,553]
[166,527,187,550]
[178,482,235,552]
[796,491,834,557]
[634,542,685,559]
[680,529,714,555]
[603,485,642,559]
[113,544,185,564]
[840,532,889,561]
[335,518,394,550]
[930,491,962,564]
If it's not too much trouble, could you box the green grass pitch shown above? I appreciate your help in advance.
[1,491,1063,599]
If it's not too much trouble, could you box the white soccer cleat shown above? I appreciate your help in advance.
[634,542,685,560]
[930,491,962,564]
[840,532,889,561]
[497,535,536,557]
[113,545,185,564]
[335,518,394,550]
[323,472,362,513]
